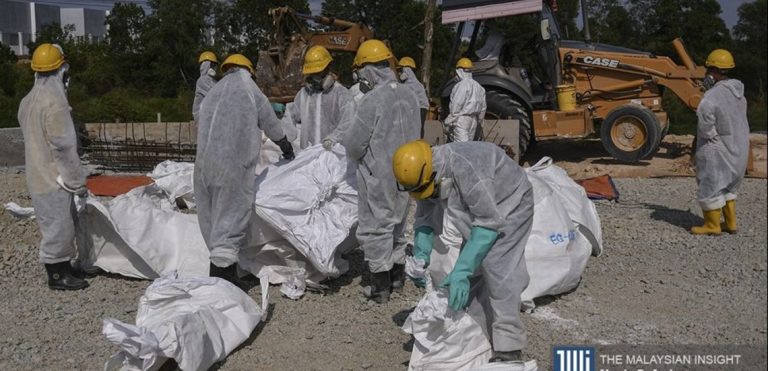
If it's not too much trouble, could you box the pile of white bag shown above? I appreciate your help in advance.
[103,273,268,371]
[79,141,359,292]
[402,157,602,370]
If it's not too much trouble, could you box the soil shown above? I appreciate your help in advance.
[1,175,766,370]
[0,128,765,370]
[523,133,767,179]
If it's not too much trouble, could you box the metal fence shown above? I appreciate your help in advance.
[82,121,197,172]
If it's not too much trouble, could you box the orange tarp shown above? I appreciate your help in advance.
[86,175,154,197]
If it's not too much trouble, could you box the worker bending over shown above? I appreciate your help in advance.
[393,140,532,362]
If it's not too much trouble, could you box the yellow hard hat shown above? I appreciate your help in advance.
[221,54,254,75]
[392,140,436,200]
[303,45,333,75]
[31,43,66,72]
[353,39,393,67]
[456,57,473,69]
[705,49,735,70]
[199,51,218,64]
[398,56,416,69]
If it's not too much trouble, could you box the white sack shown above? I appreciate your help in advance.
[147,160,196,209]
[3,202,35,219]
[520,157,602,310]
[252,144,358,278]
[403,159,599,369]
[103,273,268,371]
[86,185,209,279]
[526,157,603,256]
[402,271,538,371]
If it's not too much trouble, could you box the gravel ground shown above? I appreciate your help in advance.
[0,170,766,370]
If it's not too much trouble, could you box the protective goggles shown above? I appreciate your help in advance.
[396,164,436,194]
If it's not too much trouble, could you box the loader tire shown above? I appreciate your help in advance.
[484,90,533,158]
[601,105,662,162]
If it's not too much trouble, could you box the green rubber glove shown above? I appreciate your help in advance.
[409,226,435,288]
[440,226,498,311]
[413,226,435,265]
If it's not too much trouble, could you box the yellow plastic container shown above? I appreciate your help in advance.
[556,84,577,111]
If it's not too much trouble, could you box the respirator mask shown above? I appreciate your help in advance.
[306,72,335,92]
[354,68,375,94]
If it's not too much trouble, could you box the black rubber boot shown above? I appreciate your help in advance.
[390,264,406,291]
[45,262,89,291]
[363,271,391,303]
[209,263,246,291]
[70,261,102,279]
[489,350,523,362]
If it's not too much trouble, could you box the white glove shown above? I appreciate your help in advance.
[56,175,87,196]
[322,139,334,151]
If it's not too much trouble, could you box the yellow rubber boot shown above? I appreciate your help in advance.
[721,200,738,234]
[690,209,722,235]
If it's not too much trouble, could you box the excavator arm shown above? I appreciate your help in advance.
[561,38,706,112]
[256,7,374,102]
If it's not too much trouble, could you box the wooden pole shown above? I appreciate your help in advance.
[421,0,437,98]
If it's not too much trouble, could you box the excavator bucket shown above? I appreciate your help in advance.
[255,41,307,103]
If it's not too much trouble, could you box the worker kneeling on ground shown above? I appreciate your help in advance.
[193,51,218,123]
[194,53,295,288]
[690,49,749,236]
[282,45,354,151]
[393,140,533,363]
[397,56,430,136]
[444,58,486,142]
[18,43,90,291]
[343,39,421,303]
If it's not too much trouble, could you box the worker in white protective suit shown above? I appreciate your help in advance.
[393,140,533,363]
[281,45,354,151]
[690,49,750,235]
[192,51,218,122]
[445,58,486,142]
[348,82,365,102]
[397,56,430,137]
[18,43,89,291]
[194,54,295,288]
[342,40,421,303]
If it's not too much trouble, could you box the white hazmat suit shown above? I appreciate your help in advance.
[282,81,354,149]
[342,64,421,273]
[194,67,287,267]
[445,69,486,142]
[414,141,533,352]
[192,61,217,122]
[18,65,88,264]
[400,67,429,110]
[695,79,750,210]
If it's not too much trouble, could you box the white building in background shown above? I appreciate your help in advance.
[0,0,108,56]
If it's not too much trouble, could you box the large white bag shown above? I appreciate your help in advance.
[103,273,268,371]
[252,144,358,278]
[86,185,210,279]
[403,159,600,369]
[526,157,603,256]
[147,160,196,209]
[520,170,592,309]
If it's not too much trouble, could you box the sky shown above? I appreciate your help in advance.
[14,0,753,29]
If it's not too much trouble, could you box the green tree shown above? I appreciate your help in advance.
[585,0,637,47]
[142,0,212,96]
[101,3,148,93]
[732,0,766,99]
[322,0,454,95]
[212,0,309,57]
[626,0,731,62]
[732,0,767,130]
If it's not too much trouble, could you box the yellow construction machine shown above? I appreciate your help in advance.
[254,7,374,103]
[439,0,707,161]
